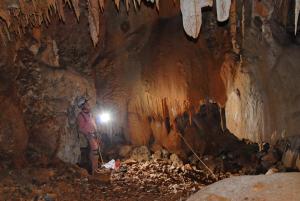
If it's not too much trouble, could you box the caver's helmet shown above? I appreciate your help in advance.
[77,96,88,108]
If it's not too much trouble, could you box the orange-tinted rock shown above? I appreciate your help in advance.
[29,118,61,158]
[0,96,28,167]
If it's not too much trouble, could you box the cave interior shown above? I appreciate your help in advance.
[0,0,300,200]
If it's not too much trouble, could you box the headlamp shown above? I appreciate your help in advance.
[98,112,111,124]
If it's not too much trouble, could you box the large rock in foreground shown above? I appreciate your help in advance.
[187,173,300,201]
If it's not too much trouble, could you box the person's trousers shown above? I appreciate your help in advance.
[86,134,100,174]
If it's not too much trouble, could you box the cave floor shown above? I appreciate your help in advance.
[0,158,245,201]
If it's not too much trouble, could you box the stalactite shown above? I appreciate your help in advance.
[71,0,80,21]
[133,0,138,10]
[216,0,231,22]
[242,2,245,39]
[87,0,101,46]
[180,0,203,39]
[99,0,105,11]
[296,0,300,35]
[125,0,130,11]
[56,0,66,22]
[156,0,160,11]
[180,0,212,39]
[0,9,11,27]
[229,0,238,53]
[1,0,296,45]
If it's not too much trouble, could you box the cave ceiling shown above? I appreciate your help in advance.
[1,0,297,45]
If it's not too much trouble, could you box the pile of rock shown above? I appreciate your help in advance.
[110,145,239,196]
[112,158,216,195]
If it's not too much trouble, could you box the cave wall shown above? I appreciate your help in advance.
[95,0,229,154]
[224,0,300,144]
[0,6,97,164]
[0,0,299,165]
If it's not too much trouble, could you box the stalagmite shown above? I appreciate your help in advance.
[295,0,300,35]
[216,0,231,22]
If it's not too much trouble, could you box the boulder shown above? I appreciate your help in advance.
[152,150,162,160]
[150,143,163,153]
[118,145,133,158]
[296,154,300,171]
[130,146,150,162]
[281,137,300,170]
[200,155,218,172]
[27,69,96,164]
[261,149,280,169]
[188,154,198,165]
[265,167,279,175]
[161,149,170,159]
[170,153,183,167]
[187,173,300,201]
[29,118,61,159]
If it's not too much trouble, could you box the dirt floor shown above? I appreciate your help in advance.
[0,156,244,201]
[1,134,288,201]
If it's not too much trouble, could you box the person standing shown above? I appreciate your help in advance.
[77,97,100,175]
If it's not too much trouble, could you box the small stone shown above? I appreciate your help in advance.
[188,155,198,165]
[119,145,133,158]
[170,154,183,167]
[184,164,193,171]
[265,167,279,175]
[261,149,279,169]
[32,168,55,184]
[123,159,137,165]
[44,193,57,201]
[152,150,162,160]
[150,144,163,152]
[161,149,170,159]
[130,146,150,162]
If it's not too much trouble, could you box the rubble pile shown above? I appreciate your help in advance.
[1,140,297,201]
[0,150,234,201]
[111,159,229,196]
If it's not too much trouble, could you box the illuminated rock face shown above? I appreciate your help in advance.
[223,1,300,143]
[95,2,228,151]
[0,0,299,164]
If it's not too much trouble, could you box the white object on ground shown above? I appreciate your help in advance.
[102,159,116,169]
